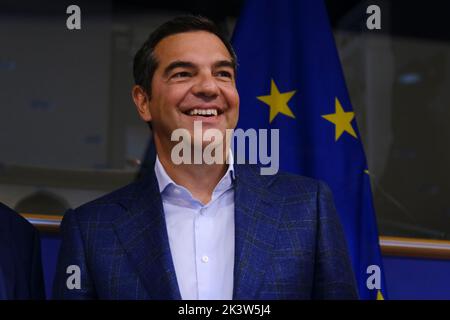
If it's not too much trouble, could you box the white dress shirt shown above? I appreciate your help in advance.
[154,155,235,300]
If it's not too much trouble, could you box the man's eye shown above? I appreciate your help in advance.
[172,72,191,78]
[216,71,233,78]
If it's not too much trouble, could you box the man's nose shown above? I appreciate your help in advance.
[191,73,220,98]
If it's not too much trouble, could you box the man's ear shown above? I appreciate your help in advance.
[132,85,152,122]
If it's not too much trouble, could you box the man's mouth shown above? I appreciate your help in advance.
[182,108,224,117]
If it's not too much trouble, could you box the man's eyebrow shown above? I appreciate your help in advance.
[213,60,236,70]
[163,61,196,77]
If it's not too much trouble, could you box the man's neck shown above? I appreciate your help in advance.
[155,142,229,205]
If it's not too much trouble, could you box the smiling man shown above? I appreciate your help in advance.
[132,27,239,205]
[53,16,358,300]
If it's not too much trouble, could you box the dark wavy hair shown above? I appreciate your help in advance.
[133,15,237,97]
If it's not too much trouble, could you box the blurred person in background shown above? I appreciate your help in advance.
[0,202,45,299]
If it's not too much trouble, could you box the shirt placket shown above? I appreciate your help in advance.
[194,205,214,299]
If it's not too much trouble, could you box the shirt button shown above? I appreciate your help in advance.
[173,188,181,195]
[201,255,209,263]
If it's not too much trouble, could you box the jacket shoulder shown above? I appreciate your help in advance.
[238,164,327,198]
[65,178,145,223]
[274,171,324,192]
[0,202,38,237]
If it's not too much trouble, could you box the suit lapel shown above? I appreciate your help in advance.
[232,165,284,299]
[112,174,181,299]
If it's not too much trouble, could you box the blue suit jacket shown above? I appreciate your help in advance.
[53,165,357,299]
[0,203,45,300]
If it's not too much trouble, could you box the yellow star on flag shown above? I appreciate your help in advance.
[377,290,384,300]
[257,79,296,123]
[322,97,358,141]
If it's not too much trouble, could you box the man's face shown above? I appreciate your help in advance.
[147,31,239,150]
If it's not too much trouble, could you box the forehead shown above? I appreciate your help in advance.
[153,31,232,67]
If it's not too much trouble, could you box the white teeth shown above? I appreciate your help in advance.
[187,108,218,116]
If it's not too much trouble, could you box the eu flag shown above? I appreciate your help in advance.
[232,0,386,299]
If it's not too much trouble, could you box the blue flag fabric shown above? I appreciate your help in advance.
[232,0,386,299]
